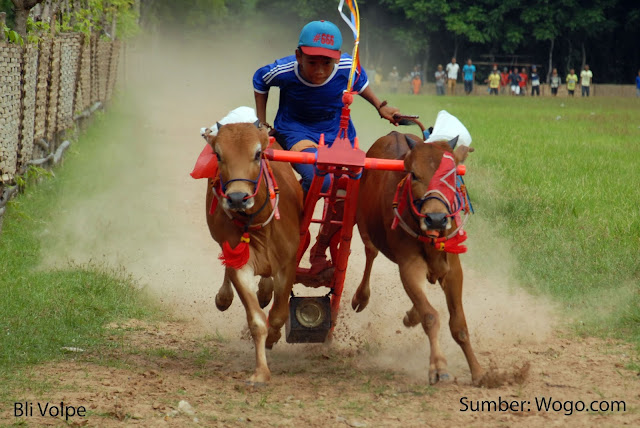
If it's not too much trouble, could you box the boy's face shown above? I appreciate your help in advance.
[296,50,338,84]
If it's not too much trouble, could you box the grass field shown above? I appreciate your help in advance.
[351,94,640,348]
[0,112,161,398]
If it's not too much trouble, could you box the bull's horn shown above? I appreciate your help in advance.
[447,135,459,150]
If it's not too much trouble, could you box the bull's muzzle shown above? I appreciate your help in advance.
[423,212,448,231]
[225,192,254,211]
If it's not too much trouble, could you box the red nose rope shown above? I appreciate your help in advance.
[391,159,472,254]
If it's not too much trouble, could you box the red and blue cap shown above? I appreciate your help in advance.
[298,20,342,60]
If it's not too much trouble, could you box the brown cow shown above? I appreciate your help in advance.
[352,131,484,385]
[204,122,303,383]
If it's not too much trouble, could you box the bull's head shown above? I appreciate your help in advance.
[404,138,466,239]
[205,122,269,212]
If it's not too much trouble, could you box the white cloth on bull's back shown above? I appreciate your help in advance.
[200,106,258,138]
[425,110,472,147]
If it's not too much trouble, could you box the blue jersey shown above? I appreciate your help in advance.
[253,53,368,150]
[462,64,476,81]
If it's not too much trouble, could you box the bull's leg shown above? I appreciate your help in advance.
[265,264,295,349]
[351,232,379,312]
[215,271,234,311]
[228,265,271,383]
[399,258,449,385]
[257,276,274,309]
[442,254,485,385]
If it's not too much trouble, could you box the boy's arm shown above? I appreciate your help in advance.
[359,86,400,124]
[254,91,268,124]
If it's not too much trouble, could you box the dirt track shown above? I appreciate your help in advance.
[17,37,640,426]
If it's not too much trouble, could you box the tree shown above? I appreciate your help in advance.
[521,0,577,81]
[10,0,44,36]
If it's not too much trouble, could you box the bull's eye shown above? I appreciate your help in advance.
[254,150,261,161]
[411,171,420,181]
[215,152,222,162]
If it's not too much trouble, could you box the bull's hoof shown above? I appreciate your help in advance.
[265,330,281,349]
[248,370,270,384]
[257,277,274,309]
[351,293,369,313]
[471,369,487,387]
[403,310,421,327]
[215,293,233,311]
[429,370,451,385]
[257,291,273,309]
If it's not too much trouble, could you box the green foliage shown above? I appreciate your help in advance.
[115,0,141,39]
[0,0,15,27]
[25,16,49,43]
[141,0,228,32]
[3,25,24,45]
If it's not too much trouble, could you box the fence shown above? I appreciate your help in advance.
[0,33,121,228]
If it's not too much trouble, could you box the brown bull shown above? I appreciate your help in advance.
[204,122,302,383]
[352,131,484,385]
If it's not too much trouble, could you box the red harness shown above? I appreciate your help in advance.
[391,153,471,254]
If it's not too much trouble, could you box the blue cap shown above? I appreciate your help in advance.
[298,20,342,59]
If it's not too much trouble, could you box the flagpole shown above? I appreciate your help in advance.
[338,0,360,93]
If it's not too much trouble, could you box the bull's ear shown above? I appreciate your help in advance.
[453,145,475,164]
[203,128,217,147]
[447,135,459,150]
[258,125,270,149]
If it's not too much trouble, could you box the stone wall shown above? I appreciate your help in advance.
[0,43,22,182]
[0,34,121,185]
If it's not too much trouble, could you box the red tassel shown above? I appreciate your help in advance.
[219,233,251,269]
[443,231,468,254]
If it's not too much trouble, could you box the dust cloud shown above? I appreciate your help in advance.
[41,25,559,383]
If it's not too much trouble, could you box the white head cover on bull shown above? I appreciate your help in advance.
[425,110,472,147]
[200,106,259,139]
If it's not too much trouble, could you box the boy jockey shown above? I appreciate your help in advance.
[252,20,400,266]
[253,20,399,193]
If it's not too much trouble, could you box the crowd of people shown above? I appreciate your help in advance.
[379,58,620,97]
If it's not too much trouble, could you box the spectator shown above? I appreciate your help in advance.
[462,58,476,95]
[500,67,510,95]
[388,66,400,93]
[518,67,528,96]
[411,73,422,95]
[550,68,561,96]
[410,65,422,83]
[580,64,593,97]
[446,57,460,95]
[636,69,640,97]
[566,68,578,96]
[530,65,541,96]
[508,67,521,95]
[485,67,500,95]
[435,64,446,96]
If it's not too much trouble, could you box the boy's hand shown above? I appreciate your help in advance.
[377,101,400,125]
